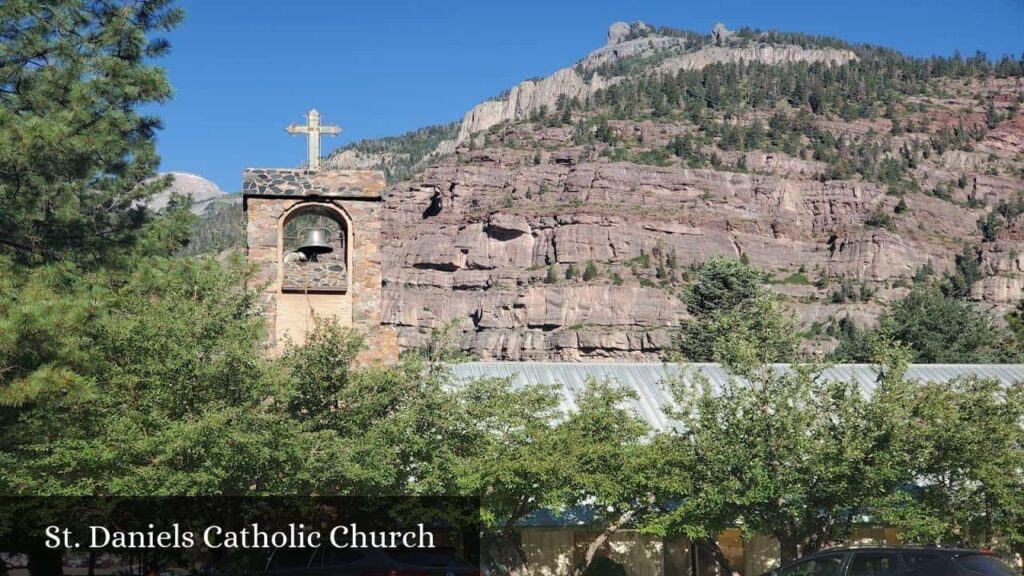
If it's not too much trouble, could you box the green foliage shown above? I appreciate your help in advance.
[629,147,673,166]
[594,119,617,145]
[894,196,909,214]
[587,50,1001,128]
[4,15,1024,572]
[873,378,1024,553]
[778,272,810,285]
[661,357,905,563]
[683,293,801,368]
[0,255,304,494]
[179,200,245,256]
[865,207,895,230]
[0,0,184,267]
[684,256,766,317]
[544,265,559,284]
[944,245,985,299]
[833,286,1018,363]
[673,257,798,365]
[324,122,459,183]
[281,320,468,495]
[976,192,1024,242]
[453,377,648,573]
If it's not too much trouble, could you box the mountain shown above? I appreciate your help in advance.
[368,21,1024,360]
[145,171,245,256]
[224,21,1024,359]
[323,123,459,182]
[148,171,231,214]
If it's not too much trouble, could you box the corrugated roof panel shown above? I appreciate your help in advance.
[448,363,1024,432]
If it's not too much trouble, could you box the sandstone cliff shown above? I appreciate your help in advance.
[332,23,1024,360]
[453,22,857,144]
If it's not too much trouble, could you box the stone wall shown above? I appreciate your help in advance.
[283,255,348,292]
[244,168,396,363]
[243,168,385,198]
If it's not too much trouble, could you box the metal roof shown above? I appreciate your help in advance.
[449,362,1024,432]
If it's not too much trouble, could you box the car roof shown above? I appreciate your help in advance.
[805,546,985,557]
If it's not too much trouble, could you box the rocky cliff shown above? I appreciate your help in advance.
[342,23,1024,360]
[454,34,855,143]
[148,171,230,214]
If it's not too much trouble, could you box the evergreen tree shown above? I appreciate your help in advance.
[0,0,185,267]
[833,286,1017,363]
[544,265,558,284]
[565,263,579,280]
[672,257,798,363]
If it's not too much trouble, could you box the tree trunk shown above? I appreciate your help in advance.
[694,537,741,576]
[483,529,533,576]
[573,509,638,576]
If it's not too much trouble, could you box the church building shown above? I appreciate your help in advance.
[242,109,397,362]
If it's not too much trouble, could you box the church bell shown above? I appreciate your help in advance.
[296,227,333,260]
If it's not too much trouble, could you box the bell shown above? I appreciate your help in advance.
[296,227,333,260]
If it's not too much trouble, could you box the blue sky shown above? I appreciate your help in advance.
[156,0,1024,191]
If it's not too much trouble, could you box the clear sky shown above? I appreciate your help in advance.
[156,0,1024,191]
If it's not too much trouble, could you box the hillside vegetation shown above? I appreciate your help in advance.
[373,22,1024,359]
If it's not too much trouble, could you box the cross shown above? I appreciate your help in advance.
[285,109,342,171]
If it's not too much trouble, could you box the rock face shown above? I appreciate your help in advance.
[319,22,1024,360]
[378,154,890,360]
[453,26,856,144]
[606,22,633,46]
[331,23,858,176]
[712,23,732,46]
[148,172,227,214]
[377,75,1024,360]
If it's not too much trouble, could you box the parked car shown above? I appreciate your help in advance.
[760,546,1019,576]
[215,546,479,576]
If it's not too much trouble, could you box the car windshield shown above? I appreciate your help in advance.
[955,554,1019,576]
[778,555,844,576]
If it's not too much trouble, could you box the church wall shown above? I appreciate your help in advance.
[243,168,397,363]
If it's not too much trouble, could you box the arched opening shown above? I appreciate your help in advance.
[280,203,350,293]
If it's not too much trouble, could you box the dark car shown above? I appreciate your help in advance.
[215,546,479,576]
[759,546,1020,576]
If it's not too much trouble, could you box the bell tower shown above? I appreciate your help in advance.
[243,109,397,363]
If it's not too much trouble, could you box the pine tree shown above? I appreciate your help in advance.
[565,263,579,280]
[895,196,909,214]
[0,0,184,267]
[544,265,558,284]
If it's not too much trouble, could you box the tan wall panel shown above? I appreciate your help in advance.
[276,292,353,346]
[718,529,744,574]
[744,535,780,576]
[663,537,691,576]
[608,531,664,576]
[521,529,575,576]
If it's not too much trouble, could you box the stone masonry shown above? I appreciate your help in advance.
[244,168,398,363]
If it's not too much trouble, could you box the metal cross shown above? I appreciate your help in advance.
[285,109,342,171]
